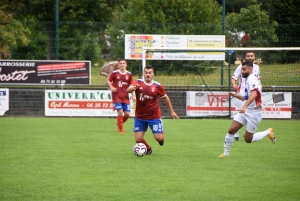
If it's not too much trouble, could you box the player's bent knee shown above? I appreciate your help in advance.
[228,127,236,134]
[244,135,252,143]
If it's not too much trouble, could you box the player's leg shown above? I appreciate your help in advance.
[234,101,243,141]
[114,103,124,133]
[244,128,275,143]
[234,131,240,141]
[244,110,276,143]
[148,119,164,146]
[219,113,245,157]
[122,103,131,124]
[134,118,152,154]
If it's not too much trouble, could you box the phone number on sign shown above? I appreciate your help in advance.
[48,101,113,109]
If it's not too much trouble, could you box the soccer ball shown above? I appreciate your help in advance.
[133,143,147,157]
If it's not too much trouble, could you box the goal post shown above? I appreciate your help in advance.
[142,47,300,68]
[140,47,300,118]
[141,47,300,88]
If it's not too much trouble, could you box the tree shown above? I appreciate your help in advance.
[268,0,300,46]
[0,5,31,55]
[0,0,121,60]
[225,0,278,47]
[216,0,269,14]
[117,0,221,34]
[267,0,300,62]
[106,0,222,61]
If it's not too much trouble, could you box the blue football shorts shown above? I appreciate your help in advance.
[113,103,130,112]
[134,118,163,134]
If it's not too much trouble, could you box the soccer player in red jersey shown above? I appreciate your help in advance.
[127,65,179,155]
[108,59,136,133]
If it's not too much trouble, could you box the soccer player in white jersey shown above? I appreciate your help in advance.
[231,51,260,141]
[218,61,276,158]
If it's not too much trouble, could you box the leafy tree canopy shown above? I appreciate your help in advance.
[225,0,278,47]
[0,5,31,49]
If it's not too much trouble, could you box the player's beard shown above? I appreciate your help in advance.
[242,72,249,78]
[246,58,254,63]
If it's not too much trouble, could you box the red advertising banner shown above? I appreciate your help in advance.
[0,60,90,85]
[186,91,292,119]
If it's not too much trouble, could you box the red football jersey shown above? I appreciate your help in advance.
[132,79,166,120]
[108,70,133,104]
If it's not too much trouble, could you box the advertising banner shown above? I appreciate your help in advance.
[186,91,292,119]
[0,60,90,85]
[261,92,292,118]
[0,88,9,116]
[125,34,225,60]
[45,90,135,117]
[186,91,233,117]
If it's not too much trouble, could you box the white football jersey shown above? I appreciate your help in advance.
[244,74,262,109]
[232,64,260,96]
[232,64,260,109]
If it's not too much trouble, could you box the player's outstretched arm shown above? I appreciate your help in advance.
[127,84,139,93]
[162,95,179,119]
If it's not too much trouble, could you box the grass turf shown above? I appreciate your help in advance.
[0,118,300,201]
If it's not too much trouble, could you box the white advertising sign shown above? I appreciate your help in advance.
[186,91,233,117]
[262,92,292,118]
[0,88,9,116]
[45,90,135,117]
[186,91,292,119]
[125,34,225,60]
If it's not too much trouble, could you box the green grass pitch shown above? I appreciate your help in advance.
[0,118,300,201]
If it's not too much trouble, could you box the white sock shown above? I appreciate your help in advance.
[234,131,239,138]
[251,129,270,142]
[223,133,234,156]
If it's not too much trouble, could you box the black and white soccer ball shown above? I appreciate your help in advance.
[133,143,147,157]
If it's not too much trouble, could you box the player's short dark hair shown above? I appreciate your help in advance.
[144,65,154,71]
[118,58,126,63]
[245,51,255,55]
[242,61,253,67]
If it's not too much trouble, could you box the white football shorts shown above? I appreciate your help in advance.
[234,108,262,133]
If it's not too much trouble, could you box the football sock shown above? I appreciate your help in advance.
[157,134,165,146]
[251,129,270,142]
[223,133,234,156]
[123,116,129,123]
[117,115,123,126]
[117,115,123,132]
[234,131,239,137]
[158,132,164,146]
[140,139,151,150]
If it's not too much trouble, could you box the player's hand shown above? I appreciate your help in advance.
[228,91,235,97]
[133,84,140,90]
[171,111,179,119]
[111,87,117,92]
[233,85,238,91]
[239,107,246,113]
